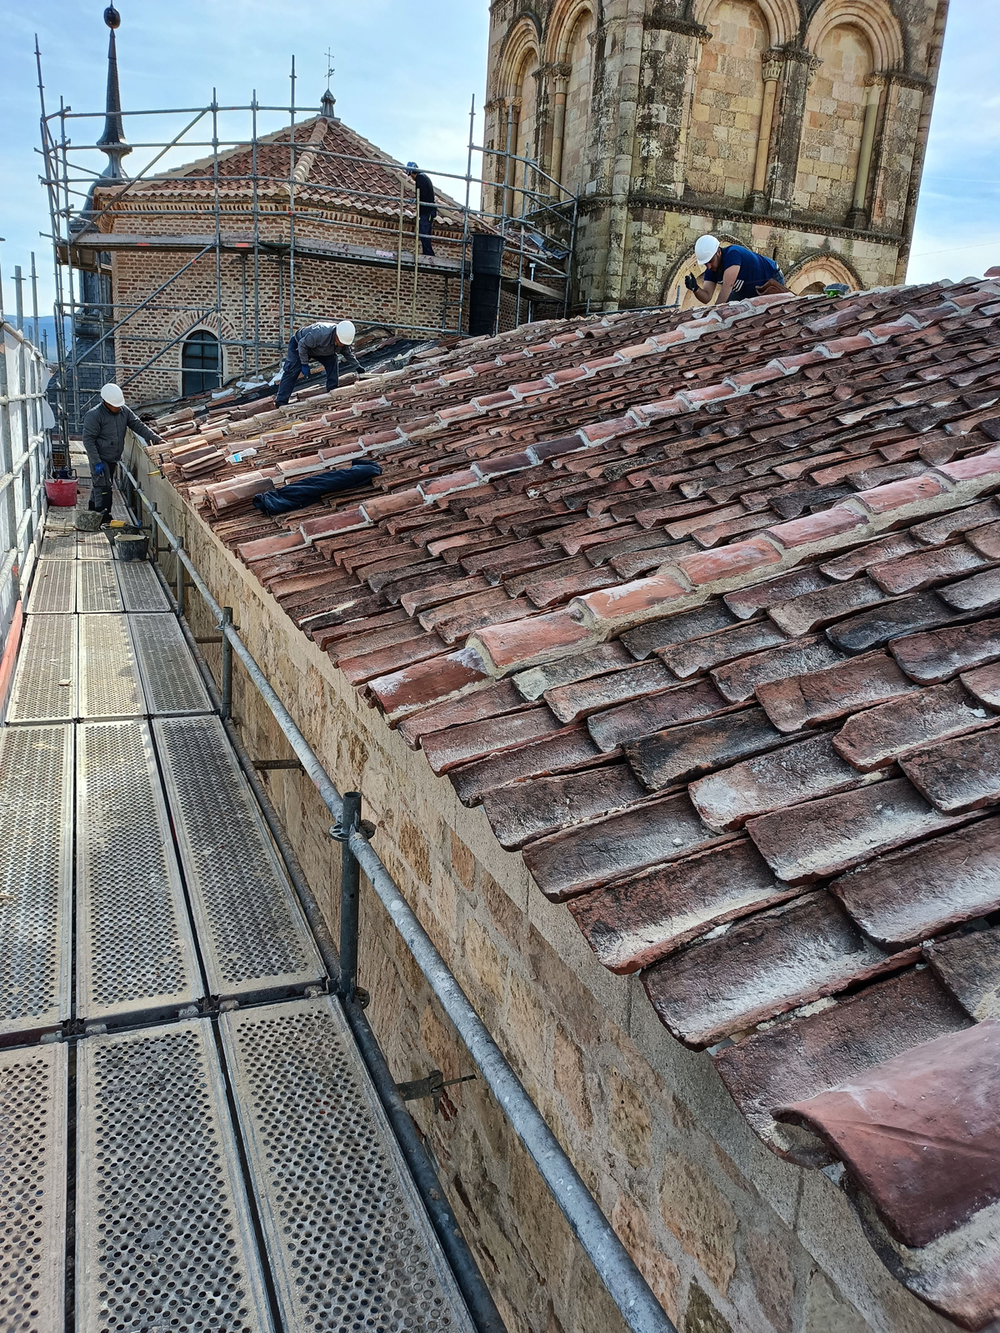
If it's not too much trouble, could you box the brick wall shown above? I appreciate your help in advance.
[138,463,964,1333]
[100,196,533,406]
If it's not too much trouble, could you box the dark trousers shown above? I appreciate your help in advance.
[419,209,436,257]
[275,336,340,406]
[88,458,118,516]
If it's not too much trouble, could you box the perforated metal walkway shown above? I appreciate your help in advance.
[0,523,476,1333]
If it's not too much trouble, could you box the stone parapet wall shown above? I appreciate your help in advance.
[136,457,961,1333]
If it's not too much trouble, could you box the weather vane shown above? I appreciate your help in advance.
[325,48,335,94]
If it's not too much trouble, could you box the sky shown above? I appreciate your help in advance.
[0,0,995,320]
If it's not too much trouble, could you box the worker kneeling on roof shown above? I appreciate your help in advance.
[82,383,163,523]
[686,235,790,305]
[274,319,362,407]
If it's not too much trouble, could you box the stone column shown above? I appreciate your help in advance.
[600,0,646,310]
[847,75,885,230]
[764,49,819,219]
[747,53,783,212]
[549,70,570,191]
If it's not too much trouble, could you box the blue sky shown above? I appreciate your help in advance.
[0,0,995,317]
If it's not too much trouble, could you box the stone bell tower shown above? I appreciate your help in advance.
[483,0,950,311]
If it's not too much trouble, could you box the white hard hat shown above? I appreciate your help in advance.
[336,320,357,347]
[694,234,721,265]
[100,383,125,407]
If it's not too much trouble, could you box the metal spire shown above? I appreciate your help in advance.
[96,5,131,178]
[320,47,337,119]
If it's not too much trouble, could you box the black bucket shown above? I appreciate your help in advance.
[114,527,148,561]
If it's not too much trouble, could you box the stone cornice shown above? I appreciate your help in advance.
[643,14,711,41]
[575,189,905,247]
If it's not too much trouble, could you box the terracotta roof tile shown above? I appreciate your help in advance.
[747,776,971,882]
[900,727,1000,813]
[644,890,903,1048]
[775,1021,1000,1248]
[832,815,1000,946]
[568,838,792,974]
[714,967,970,1162]
[925,927,1000,1022]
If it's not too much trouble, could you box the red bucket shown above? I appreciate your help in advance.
[45,478,78,506]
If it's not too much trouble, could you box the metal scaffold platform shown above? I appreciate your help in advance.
[0,521,477,1333]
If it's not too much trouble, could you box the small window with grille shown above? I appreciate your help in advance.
[181,329,221,397]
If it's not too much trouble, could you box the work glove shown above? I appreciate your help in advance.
[685,273,700,293]
[93,461,105,476]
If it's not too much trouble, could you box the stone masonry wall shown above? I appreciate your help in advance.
[485,0,949,312]
[135,454,963,1333]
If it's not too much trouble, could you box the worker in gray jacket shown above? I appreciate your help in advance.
[81,383,163,520]
[274,319,362,406]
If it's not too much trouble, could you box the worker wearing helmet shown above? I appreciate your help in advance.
[81,383,164,522]
[406,162,437,257]
[685,235,789,305]
[274,319,362,406]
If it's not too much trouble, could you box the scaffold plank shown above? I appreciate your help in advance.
[76,720,202,1023]
[154,716,325,1001]
[76,559,124,613]
[115,559,170,612]
[5,614,78,724]
[76,533,111,560]
[220,996,475,1333]
[0,1043,67,1333]
[27,558,77,613]
[38,531,79,559]
[0,725,73,1038]
[78,614,145,721]
[129,612,212,715]
[76,1020,273,1333]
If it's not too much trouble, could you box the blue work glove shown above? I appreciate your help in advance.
[93,461,106,476]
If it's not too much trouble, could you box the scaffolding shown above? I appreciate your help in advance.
[0,321,51,658]
[36,44,580,442]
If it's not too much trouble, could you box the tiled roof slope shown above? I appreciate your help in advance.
[121,115,473,227]
[152,275,1000,1328]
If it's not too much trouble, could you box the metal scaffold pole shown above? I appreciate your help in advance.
[33,41,576,422]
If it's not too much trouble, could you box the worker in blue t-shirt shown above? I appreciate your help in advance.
[685,234,789,305]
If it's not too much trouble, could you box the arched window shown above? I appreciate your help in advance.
[182,329,221,398]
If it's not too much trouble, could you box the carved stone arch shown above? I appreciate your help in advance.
[689,0,801,48]
[544,0,596,65]
[785,250,864,293]
[805,0,904,71]
[496,15,543,102]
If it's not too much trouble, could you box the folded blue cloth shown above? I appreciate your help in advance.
[253,461,382,515]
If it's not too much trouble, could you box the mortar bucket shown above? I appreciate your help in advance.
[45,477,78,506]
[114,528,148,561]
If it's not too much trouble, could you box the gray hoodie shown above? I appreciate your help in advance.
[81,402,161,470]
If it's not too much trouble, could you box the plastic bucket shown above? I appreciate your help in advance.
[75,508,104,532]
[45,477,78,506]
[114,530,148,561]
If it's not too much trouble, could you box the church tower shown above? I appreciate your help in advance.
[483,0,949,310]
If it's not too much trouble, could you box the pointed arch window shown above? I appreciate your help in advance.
[182,329,221,397]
